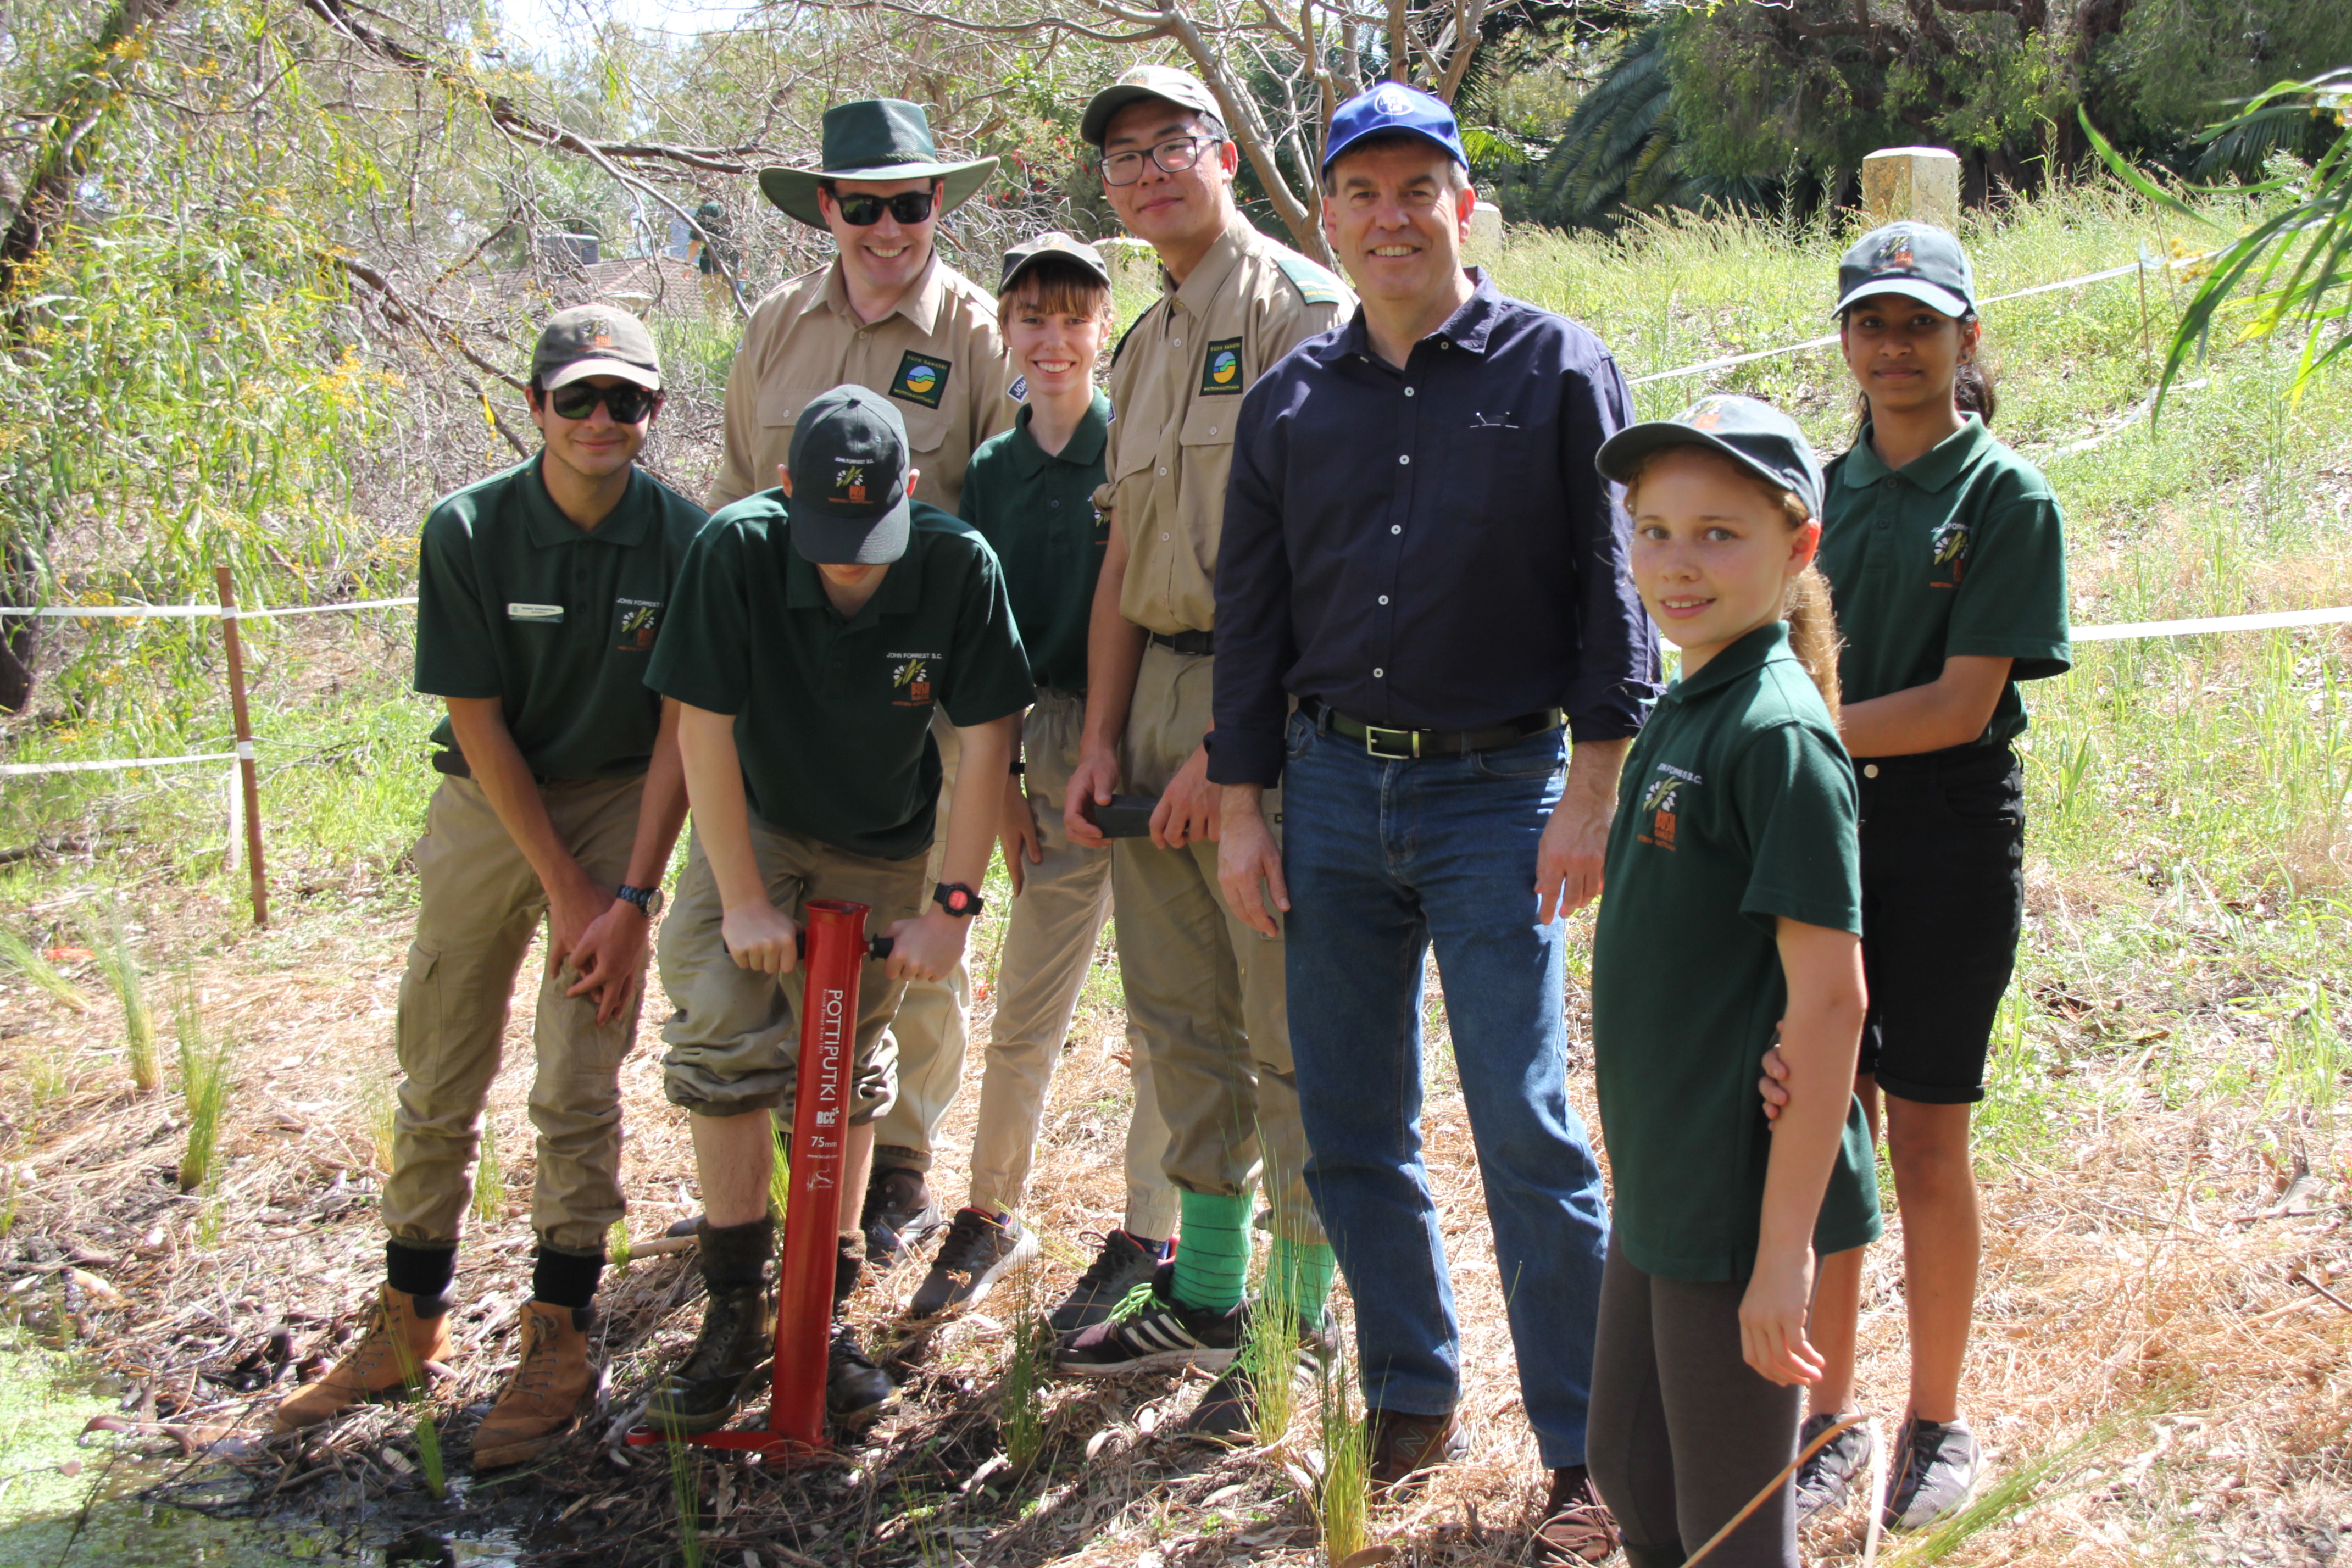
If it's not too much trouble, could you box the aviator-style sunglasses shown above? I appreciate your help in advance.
[544,381,661,424]
[830,190,938,226]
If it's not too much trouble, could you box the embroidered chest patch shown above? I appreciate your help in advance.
[1636,763,1703,850]
[1198,337,1245,397]
[891,651,943,707]
[892,351,952,409]
[615,598,662,651]
[1928,517,1971,587]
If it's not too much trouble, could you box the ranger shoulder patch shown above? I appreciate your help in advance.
[1273,252,1347,307]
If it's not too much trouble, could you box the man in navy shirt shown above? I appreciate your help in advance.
[1210,84,1658,1566]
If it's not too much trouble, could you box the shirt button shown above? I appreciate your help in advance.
[1209,426,1217,436]
[1378,595,1389,605]
[1173,338,1183,348]
[1398,454,1410,466]
[1403,387,1416,398]
[1050,498,1060,508]
[1373,668,1384,678]
[1863,764,1880,778]
[1161,532,1171,541]
[1389,525,1402,535]
[1159,466,1167,476]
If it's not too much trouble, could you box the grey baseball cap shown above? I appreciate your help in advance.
[786,386,914,565]
[1081,65,1224,148]
[533,305,661,391]
[999,231,1113,294]
[1834,223,1976,319]
[1595,393,1824,520]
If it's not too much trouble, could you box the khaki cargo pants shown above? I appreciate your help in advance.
[871,713,970,1175]
[1114,642,1323,1245]
[385,773,645,1258]
[965,688,1177,1238]
[658,815,926,1122]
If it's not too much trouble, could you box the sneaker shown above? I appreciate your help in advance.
[825,1322,894,1428]
[862,1167,943,1270]
[1794,1410,1876,1522]
[1054,1269,1241,1377]
[909,1209,1040,1319]
[1048,1230,1165,1335]
[1366,1406,1468,1492]
[1182,1303,1337,1443]
[1883,1416,1980,1531]
[1532,1466,1620,1566]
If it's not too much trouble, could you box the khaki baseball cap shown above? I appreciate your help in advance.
[1081,65,1225,148]
[532,305,661,391]
[999,231,1113,294]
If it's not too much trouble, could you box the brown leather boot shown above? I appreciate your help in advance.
[275,1285,451,1431]
[1366,1406,1469,1494]
[1532,1466,1620,1566]
[471,1301,597,1469]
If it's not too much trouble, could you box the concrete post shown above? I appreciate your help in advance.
[1466,199,1504,260]
[1861,147,1962,233]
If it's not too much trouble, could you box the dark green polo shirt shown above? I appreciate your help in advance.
[414,455,708,780]
[959,392,1112,694]
[646,494,1036,860]
[1820,416,2071,751]
[1593,622,1882,1282]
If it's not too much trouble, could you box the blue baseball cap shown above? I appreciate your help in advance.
[1320,81,1469,174]
[1594,394,1824,520]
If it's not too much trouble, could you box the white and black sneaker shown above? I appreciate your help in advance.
[1883,1416,1980,1531]
[908,1209,1039,1319]
[1794,1410,1876,1521]
[1047,1230,1166,1335]
[1054,1266,1241,1377]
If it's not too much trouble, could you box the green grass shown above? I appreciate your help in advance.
[94,899,158,1094]
[173,976,234,1199]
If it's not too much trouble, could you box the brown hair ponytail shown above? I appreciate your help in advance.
[1783,563,1842,724]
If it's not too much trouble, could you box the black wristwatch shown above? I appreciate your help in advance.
[933,882,986,919]
[617,883,665,918]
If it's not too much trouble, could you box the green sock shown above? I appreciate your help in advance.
[1170,1191,1253,1314]
[1265,1236,1335,1322]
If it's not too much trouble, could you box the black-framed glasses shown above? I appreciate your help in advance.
[831,190,937,226]
[546,380,660,424]
[1100,135,1219,186]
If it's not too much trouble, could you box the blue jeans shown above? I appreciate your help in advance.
[1282,709,1610,1468]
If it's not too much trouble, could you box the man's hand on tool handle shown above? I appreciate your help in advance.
[721,900,800,975]
[1063,745,1121,848]
[1150,742,1220,849]
[885,909,969,984]
[564,895,650,1023]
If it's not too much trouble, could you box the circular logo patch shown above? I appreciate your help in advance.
[904,364,938,394]
[1372,84,1417,116]
[1209,348,1239,385]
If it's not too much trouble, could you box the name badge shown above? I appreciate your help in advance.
[507,603,564,623]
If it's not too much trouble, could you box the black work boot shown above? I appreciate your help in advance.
[826,1232,893,1427]
[647,1219,774,1435]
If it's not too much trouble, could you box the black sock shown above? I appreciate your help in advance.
[834,1232,864,1309]
[698,1216,775,1293]
[386,1240,457,1315]
[531,1244,604,1311]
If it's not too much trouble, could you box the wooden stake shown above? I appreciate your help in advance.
[214,566,268,928]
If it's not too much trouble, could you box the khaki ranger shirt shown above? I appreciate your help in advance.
[709,250,1017,515]
[1100,219,1352,636]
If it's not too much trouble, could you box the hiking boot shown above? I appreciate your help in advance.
[646,1284,771,1435]
[1883,1416,1980,1530]
[1182,1303,1337,1443]
[1795,1410,1876,1522]
[1054,1265,1241,1377]
[1532,1465,1620,1566]
[826,1321,894,1428]
[274,1285,451,1431]
[862,1167,943,1270]
[1047,1230,1164,1335]
[910,1209,1040,1319]
[1366,1406,1468,1493]
[472,1301,596,1469]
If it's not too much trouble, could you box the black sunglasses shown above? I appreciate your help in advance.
[831,190,937,226]
[545,381,660,424]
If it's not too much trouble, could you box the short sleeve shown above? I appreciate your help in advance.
[937,541,1036,728]
[412,510,501,700]
[646,522,751,715]
[1945,494,2071,682]
[1733,722,1861,936]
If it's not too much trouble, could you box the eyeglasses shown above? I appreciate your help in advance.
[546,381,660,424]
[1100,135,1219,187]
[830,190,937,226]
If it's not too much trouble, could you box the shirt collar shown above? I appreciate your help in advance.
[816,249,946,336]
[1662,621,1793,707]
[1329,267,1502,365]
[1169,218,1252,318]
[518,455,652,549]
[1008,391,1112,478]
[782,518,926,627]
[1838,414,1993,496]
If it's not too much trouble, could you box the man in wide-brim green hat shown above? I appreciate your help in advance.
[756,97,999,229]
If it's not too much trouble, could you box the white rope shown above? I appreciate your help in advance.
[0,596,418,619]
[2070,605,2352,642]
[1,751,237,777]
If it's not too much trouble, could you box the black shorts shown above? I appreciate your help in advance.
[1853,744,2023,1105]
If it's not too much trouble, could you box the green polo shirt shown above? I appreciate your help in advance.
[414,455,708,780]
[646,494,1036,861]
[1820,416,2071,752]
[1593,622,1882,1282]
[959,392,1112,694]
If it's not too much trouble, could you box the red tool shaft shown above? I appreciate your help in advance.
[770,899,869,1451]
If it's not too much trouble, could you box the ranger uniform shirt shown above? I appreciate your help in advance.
[1820,416,2071,752]
[1592,621,1883,1282]
[708,251,1017,516]
[645,494,1036,861]
[959,390,1112,694]
[1100,218,1352,636]
[414,455,708,780]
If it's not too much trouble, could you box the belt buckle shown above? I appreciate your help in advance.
[1363,725,1419,760]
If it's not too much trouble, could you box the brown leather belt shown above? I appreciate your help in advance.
[1306,698,1565,760]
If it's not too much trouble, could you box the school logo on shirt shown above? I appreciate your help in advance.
[1199,337,1245,397]
[1929,516,1971,587]
[1636,764,1702,850]
[891,351,952,410]
[891,651,943,707]
[615,598,663,652]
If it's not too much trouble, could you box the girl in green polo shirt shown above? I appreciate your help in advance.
[1588,396,1880,1568]
[1767,224,2071,1533]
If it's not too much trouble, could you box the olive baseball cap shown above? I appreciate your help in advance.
[786,386,914,565]
[1595,393,1824,520]
[1834,222,1976,319]
[533,305,661,391]
[1081,65,1224,148]
[999,231,1113,294]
